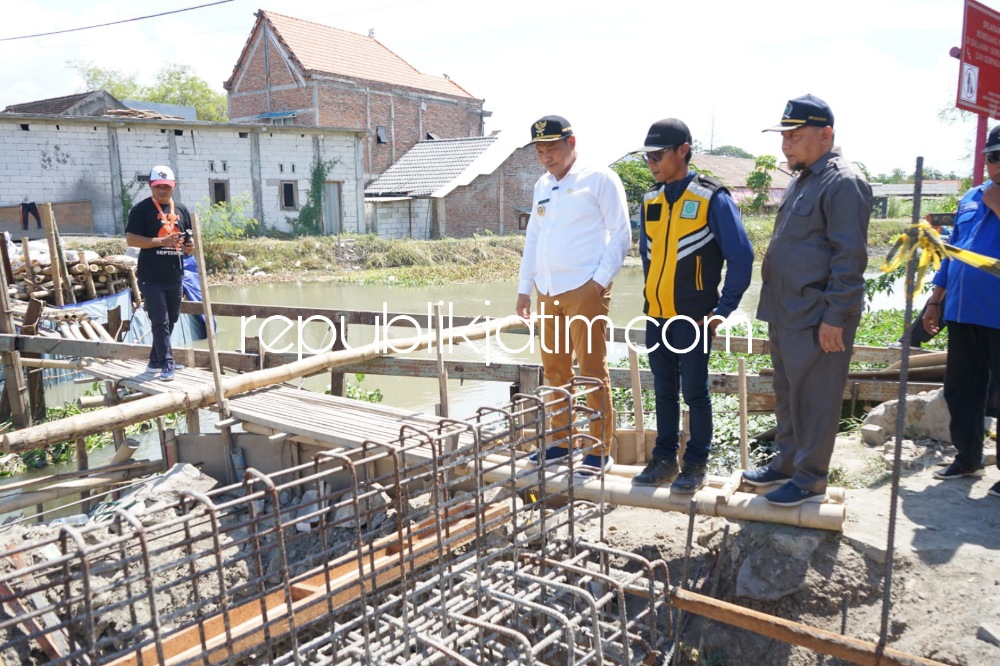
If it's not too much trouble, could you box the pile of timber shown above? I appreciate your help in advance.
[7,252,139,307]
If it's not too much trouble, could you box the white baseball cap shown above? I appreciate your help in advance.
[149,165,176,187]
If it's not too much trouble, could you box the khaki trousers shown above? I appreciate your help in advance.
[536,281,614,456]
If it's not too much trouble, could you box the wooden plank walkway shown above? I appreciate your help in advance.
[84,358,455,448]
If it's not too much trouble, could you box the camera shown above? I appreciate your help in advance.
[183,229,193,244]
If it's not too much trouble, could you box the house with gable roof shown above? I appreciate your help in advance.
[364,133,543,239]
[689,154,794,211]
[225,10,488,182]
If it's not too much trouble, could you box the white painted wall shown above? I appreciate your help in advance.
[364,199,433,239]
[0,116,364,236]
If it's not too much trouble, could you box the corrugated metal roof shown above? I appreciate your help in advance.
[366,136,499,197]
[258,11,475,99]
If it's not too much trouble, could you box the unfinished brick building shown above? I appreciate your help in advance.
[225,10,488,183]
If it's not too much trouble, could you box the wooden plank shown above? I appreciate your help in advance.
[0,334,258,372]
[670,588,948,666]
[3,551,76,661]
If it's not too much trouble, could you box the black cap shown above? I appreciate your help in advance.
[984,125,1000,152]
[527,115,573,146]
[633,118,692,153]
[763,94,834,132]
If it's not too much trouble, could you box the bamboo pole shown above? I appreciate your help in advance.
[0,260,31,428]
[628,346,645,464]
[670,588,948,666]
[738,357,749,470]
[38,204,65,306]
[0,461,161,515]
[77,252,97,300]
[1,314,528,453]
[434,303,448,418]
[189,213,228,416]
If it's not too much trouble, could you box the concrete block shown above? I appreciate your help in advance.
[861,423,885,447]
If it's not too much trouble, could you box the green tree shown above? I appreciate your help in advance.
[744,155,777,214]
[69,60,142,100]
[69,61,227,122]
[706,145,754,159]
[611,157,654,217]
[147,64,227,121]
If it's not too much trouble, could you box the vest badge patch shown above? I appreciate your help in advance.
[680,200,700,219]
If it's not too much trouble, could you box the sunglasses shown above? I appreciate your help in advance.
[643,147,675,164]
[988,151,1000,165]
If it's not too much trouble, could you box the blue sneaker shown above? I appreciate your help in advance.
[159,368,175,382]
[575,453,614,477]
[144,364,160,374]
[742,466,791,487]
[527,446,576,465]
[764,481,826,507]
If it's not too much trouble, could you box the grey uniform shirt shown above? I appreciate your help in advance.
[756,148,871,329]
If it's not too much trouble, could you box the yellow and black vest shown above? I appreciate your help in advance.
[642,175,725,319]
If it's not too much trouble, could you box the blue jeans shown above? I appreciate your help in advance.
[141,279,182,372]
[647,317,713,467]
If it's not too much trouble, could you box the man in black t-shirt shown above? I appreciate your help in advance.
[125,165,193,381]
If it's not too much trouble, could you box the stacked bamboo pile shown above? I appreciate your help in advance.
[8,301,117,343]
[6,251,140,307]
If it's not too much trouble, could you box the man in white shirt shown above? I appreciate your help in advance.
[515,115,632,472]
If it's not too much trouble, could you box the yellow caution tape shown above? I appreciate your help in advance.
[881,222,1000,296]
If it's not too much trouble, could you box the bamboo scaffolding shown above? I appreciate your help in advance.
[0,315,529,453]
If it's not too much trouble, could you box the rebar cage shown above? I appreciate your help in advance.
[0,380,673,665]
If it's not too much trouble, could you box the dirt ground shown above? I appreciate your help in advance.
[595,433,1000,665]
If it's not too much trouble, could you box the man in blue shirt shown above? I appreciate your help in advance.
[924,124,1000,499]
[631,118,753,493]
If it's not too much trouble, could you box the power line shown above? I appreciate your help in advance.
[0,1,234,43]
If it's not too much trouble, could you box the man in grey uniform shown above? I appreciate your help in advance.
[743,94,871,506]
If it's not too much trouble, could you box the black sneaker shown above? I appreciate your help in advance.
[988,481,1000,498]
[742,466,791,487]
[670,464,707,494]
[632,455,679,486]
[764,481,827,507]
[933,460,986,480]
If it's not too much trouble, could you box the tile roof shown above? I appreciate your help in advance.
[3,91,101,115]
[690,154,794,190]
[248,11,476,98]
[366,136,500,197]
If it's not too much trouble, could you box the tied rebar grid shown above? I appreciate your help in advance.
[0,379,673,665]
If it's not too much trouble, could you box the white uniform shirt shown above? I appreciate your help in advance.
[517,161,631,297]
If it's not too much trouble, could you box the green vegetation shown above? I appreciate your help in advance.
[70,61,228,121]
[2,385,180,475]
[195,193,260,240]
[341,373,384,403]
[743,155,777,215]
[288,159,340,236]
[610,158,654,217]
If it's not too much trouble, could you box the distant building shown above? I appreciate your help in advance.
[225,10,488,182]
[0,103,365,236]
[365,133,542,238]
[690,154,794,210]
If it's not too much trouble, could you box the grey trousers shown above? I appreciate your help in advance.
[768,319,859,493]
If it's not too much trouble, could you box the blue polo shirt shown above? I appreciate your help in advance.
[932,183,1000,329]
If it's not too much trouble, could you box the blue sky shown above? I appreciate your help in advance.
[1,0,990,177]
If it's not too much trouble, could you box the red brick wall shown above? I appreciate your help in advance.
[227,20,485,180]
[443,146,545,238]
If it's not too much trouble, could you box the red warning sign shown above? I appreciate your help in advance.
[957,0,1000,118]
